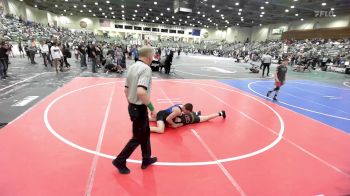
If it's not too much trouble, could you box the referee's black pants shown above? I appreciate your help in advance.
[116,103,151,165]
[262,63,270,76]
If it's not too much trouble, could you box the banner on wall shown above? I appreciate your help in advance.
[99,19,111,27]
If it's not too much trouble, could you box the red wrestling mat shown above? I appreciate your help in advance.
[0,77,349,196]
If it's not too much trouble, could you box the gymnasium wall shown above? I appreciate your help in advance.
[4,0,350,42]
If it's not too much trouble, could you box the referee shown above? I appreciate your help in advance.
[113,47,157,174]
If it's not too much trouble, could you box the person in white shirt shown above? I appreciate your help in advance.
[40,41,49,67]
[261,53,272,77]
[50,42,63,73]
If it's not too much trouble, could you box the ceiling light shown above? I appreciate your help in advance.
[34,5,37,7]
[135,10,138,12]
[154,1,157,5]
[265,1,269,4]
[260,15,263,17]
[95,2,98,5]
[141,19,143,21]
[295,13,299,16]
[64,10,66,12]
[83,4,86,7]
[239,8,242,12]
[291,5,295,9]
[166,19,169,21]
[216,9,220,12]
[113,16,115,18]
[331,8,334,11]
[172,16,175,18]
[149,9,152,11]
[161,13,164,16]
[106,1,110,3]
[99,8,102,11]
[235,2,239,6]
[146,13,148,16]
[73,5,77,8]
[260,6,264,9]
[70,13,73,15]
[80,10,83,12]
[132,18,135,20]
[238,12,241,15]
[137,4,140,7]
[64,0,68,2]
[133,14,136,17]
[167,8,170,11]
[122,14,125,17]
[102,13,105,15]
[93,14,96,16]
[259,24,262,26]
[156,17,159,20]
[285,9,289,12]
[211,5,215,8]
[197,11,200,14]
[105,16,107,18]
[121,5,124,8]
[333,14,336,17]
[202,14,205,17]
[300,18,304,21]
[261,12,265,14]
[322,2,326,6]
[122,10,124,13]
[111,12,114,14]
[142,16,145,19]
[109,7,112,10]
[162,21,164,23]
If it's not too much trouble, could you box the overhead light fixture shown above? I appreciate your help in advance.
[331,8,334,11]
[197,11,200,14]
[133,14,136,17]
[265,1,269,4]
[132,18,135,20]
[202,14,205,17]
[235,2,239,6]
[109,7,112,10]
[80,10,83,12]
[167,8,170,11]
[73,5,77,8]
[238,12,241,15]
[300,18,304,21]
[34,4,37,7]
[259,24,262,26]
[121,5,124,8]
[154,1,157,5]
[111,12,114,14]
[106,1,110,3]
[113,16,115,18]
[172,16,175,18]
[260,15,263,17]
[99,8,102,11]
[149,8,152,11]
[285,9,289,12]
[216,9,220,12]
[211,5,215,8]
[322,2,326,6]
[83,5,86,7]
[64,10,66,12]
[135,10,137,12]
[291,5,295,9]
[93,14,96,16]
[102,13,105,15]
[137,4,140,7]
[295,13,299,16]
[95,2,98,5]
[122,10,124,13]
[239,8,242,12]
[55,4,58,7]
[161,13,164,16]
[260,6,264,9]
[261,12,265,14]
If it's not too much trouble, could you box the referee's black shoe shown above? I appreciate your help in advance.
[112,159,130,174]
[141,157,158,169]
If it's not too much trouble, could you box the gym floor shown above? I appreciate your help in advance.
[0,54,349,195]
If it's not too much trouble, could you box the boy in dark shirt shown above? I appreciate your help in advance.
[267,56,288,101]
